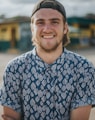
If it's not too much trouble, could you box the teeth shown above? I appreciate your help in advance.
[43,35,54,39]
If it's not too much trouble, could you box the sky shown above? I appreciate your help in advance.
[0,0,95,18]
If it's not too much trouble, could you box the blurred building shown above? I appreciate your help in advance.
[67,16,95,48]
[0,16,33,52]
[0,15,95,52]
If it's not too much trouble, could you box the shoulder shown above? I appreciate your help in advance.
[5,49,36,71]
[64,49,95,69]
[65,49,91,63]
[65,49,86,61]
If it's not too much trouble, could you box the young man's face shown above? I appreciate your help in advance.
[31,8,68,52]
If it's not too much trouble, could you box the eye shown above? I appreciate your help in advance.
[52,20,59,25]
[36,20,44,26]
[38,22,43,24]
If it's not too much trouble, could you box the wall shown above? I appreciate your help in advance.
[0,23,19,51]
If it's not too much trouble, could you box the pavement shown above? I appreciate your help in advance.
[0,47,95,120]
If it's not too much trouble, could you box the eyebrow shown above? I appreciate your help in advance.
[36,18,61,22]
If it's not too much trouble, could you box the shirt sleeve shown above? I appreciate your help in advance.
[1,60,22,113]
[71,60,95,110]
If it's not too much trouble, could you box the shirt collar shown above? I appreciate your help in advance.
[32,47,66,73]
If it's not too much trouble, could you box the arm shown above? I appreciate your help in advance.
[70,105,92,120]
[2,106,21,120]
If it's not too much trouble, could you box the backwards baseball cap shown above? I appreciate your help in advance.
[31,0,66,21]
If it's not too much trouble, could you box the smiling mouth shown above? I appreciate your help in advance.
[42,35,55,39]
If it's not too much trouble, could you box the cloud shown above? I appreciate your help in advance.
[73,0,94,2]
[0,0,35,17]
[7,0,38,4]
[63,0,95,17]
[0,0,95,18]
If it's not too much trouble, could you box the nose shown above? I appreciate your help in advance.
[43,24,52,33]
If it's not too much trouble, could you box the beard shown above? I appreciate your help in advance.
[36,39,63,53]
[32,33,64,53]
[40,43,60,53]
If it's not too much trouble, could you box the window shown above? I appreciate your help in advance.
[1,28,7,32]
[79,24,89,29]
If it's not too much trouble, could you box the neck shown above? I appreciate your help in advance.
[36,46,63,64]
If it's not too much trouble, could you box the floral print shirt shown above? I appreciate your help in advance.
[1,48,95,120]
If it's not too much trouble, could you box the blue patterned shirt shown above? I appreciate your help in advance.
[1,48,95,120]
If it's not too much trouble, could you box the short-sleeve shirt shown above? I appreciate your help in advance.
[1,48,95,120]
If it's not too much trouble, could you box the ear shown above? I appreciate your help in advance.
[63,22,69,34]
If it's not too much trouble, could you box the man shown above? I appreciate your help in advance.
[1,0,95,120]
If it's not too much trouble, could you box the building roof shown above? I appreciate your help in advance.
[0,16,31,25]
[1,15,95,25]
[67,16,95,25]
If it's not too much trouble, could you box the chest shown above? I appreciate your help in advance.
[21,66,76,111]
